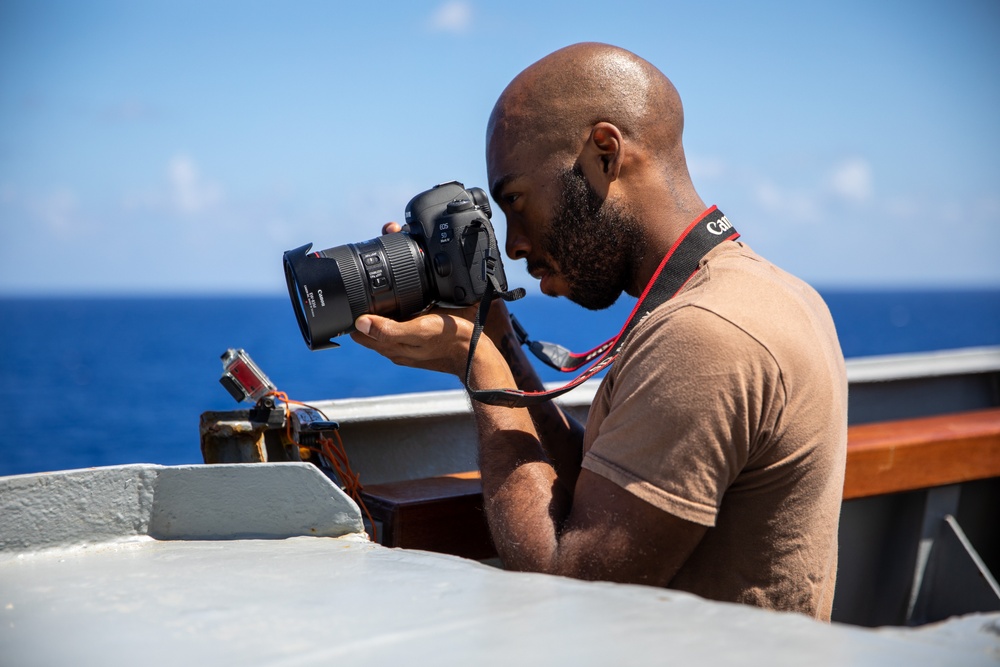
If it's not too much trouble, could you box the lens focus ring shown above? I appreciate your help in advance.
[380,234,427,318]
[329,245,369,319]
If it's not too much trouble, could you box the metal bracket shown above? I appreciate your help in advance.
[906,485,1000,624]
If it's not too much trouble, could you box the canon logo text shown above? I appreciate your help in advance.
[706,216,734,236]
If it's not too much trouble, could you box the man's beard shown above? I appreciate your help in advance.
[540,166,646,310]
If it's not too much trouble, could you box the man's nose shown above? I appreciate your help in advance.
[505,224,530,260]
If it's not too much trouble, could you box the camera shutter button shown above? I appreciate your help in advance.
[433,253,452,277]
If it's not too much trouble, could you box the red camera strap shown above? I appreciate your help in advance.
[465,206,739,408]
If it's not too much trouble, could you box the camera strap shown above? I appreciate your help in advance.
[464,206,739,408]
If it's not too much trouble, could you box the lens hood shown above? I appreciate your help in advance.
[283,243,356,350]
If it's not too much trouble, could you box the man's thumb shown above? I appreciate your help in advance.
[355,314,396,339]
[355,315,374,336]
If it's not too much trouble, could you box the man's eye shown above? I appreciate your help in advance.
[503,193,520,205]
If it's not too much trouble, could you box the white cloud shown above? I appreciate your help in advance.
[428,1,472,34]
[688,155,729,181]
[169,155,222,214]
[753,180,824,223]
[738,155,876,225]
[827,157,873,203]
[19,188,85,238]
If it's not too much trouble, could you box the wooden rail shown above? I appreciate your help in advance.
[361,408,1000,555]
[843,408,1000,499]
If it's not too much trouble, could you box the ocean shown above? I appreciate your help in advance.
[2,290,999,477]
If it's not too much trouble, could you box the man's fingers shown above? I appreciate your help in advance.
[352,313,438,348]
[353,314,399,342]
[357,313,469,343]
[350,312,471,375]
[350,315,410,360]
[382,222,404,235]
[355,314,373,336]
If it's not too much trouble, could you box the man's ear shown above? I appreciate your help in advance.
[578,122,624,198]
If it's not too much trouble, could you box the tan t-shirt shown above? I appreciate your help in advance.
[581,241,847,620]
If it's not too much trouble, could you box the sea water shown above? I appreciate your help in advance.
[1,290,998,476]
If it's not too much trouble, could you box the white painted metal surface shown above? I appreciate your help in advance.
[844,346,1000,383]
[0,463,364,552]
[2,464,998,666]
[304,346,1000,422]
[288,345,1000,485]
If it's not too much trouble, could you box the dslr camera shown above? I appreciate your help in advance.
[284,181,509,350]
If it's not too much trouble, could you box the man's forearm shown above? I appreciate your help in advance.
[485,307,585,491]
[467,349,572,572]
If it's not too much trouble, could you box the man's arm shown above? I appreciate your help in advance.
[481,300,585,492]
[374,222,584,489]
[352,311,706,585]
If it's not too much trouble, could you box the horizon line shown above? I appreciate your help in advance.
[2,283,1000,299]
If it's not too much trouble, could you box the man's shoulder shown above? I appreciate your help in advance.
[647,243,836,350]
[613,241,843,396]
[622,244,782,352]
[686,242,824,313]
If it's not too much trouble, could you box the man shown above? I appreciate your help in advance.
[351,43,847,620]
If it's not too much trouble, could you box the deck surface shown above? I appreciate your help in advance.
[2,533,999,666]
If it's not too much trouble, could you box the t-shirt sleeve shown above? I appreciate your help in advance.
[581,304,780,527]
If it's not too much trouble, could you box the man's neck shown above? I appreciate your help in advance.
[628,201,709,297]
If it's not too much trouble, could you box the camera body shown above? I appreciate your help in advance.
[402,180,505,308]
[284,181,509,350]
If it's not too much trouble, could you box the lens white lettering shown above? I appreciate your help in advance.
[304,285,317,317]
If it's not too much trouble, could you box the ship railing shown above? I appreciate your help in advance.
[200,346,1000,626]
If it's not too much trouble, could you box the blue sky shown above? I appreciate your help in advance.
[1,0,998,295]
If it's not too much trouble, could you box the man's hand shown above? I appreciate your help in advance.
[352,219,518,377]
[350,309,483,377]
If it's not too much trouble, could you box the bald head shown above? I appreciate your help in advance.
[486,44,706,298]
[487,43,685,165]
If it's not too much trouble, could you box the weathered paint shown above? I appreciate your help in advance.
[0,463,364,552]
[0,464,998,665]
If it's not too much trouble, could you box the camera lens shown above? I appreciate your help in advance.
[283,233,432,350]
